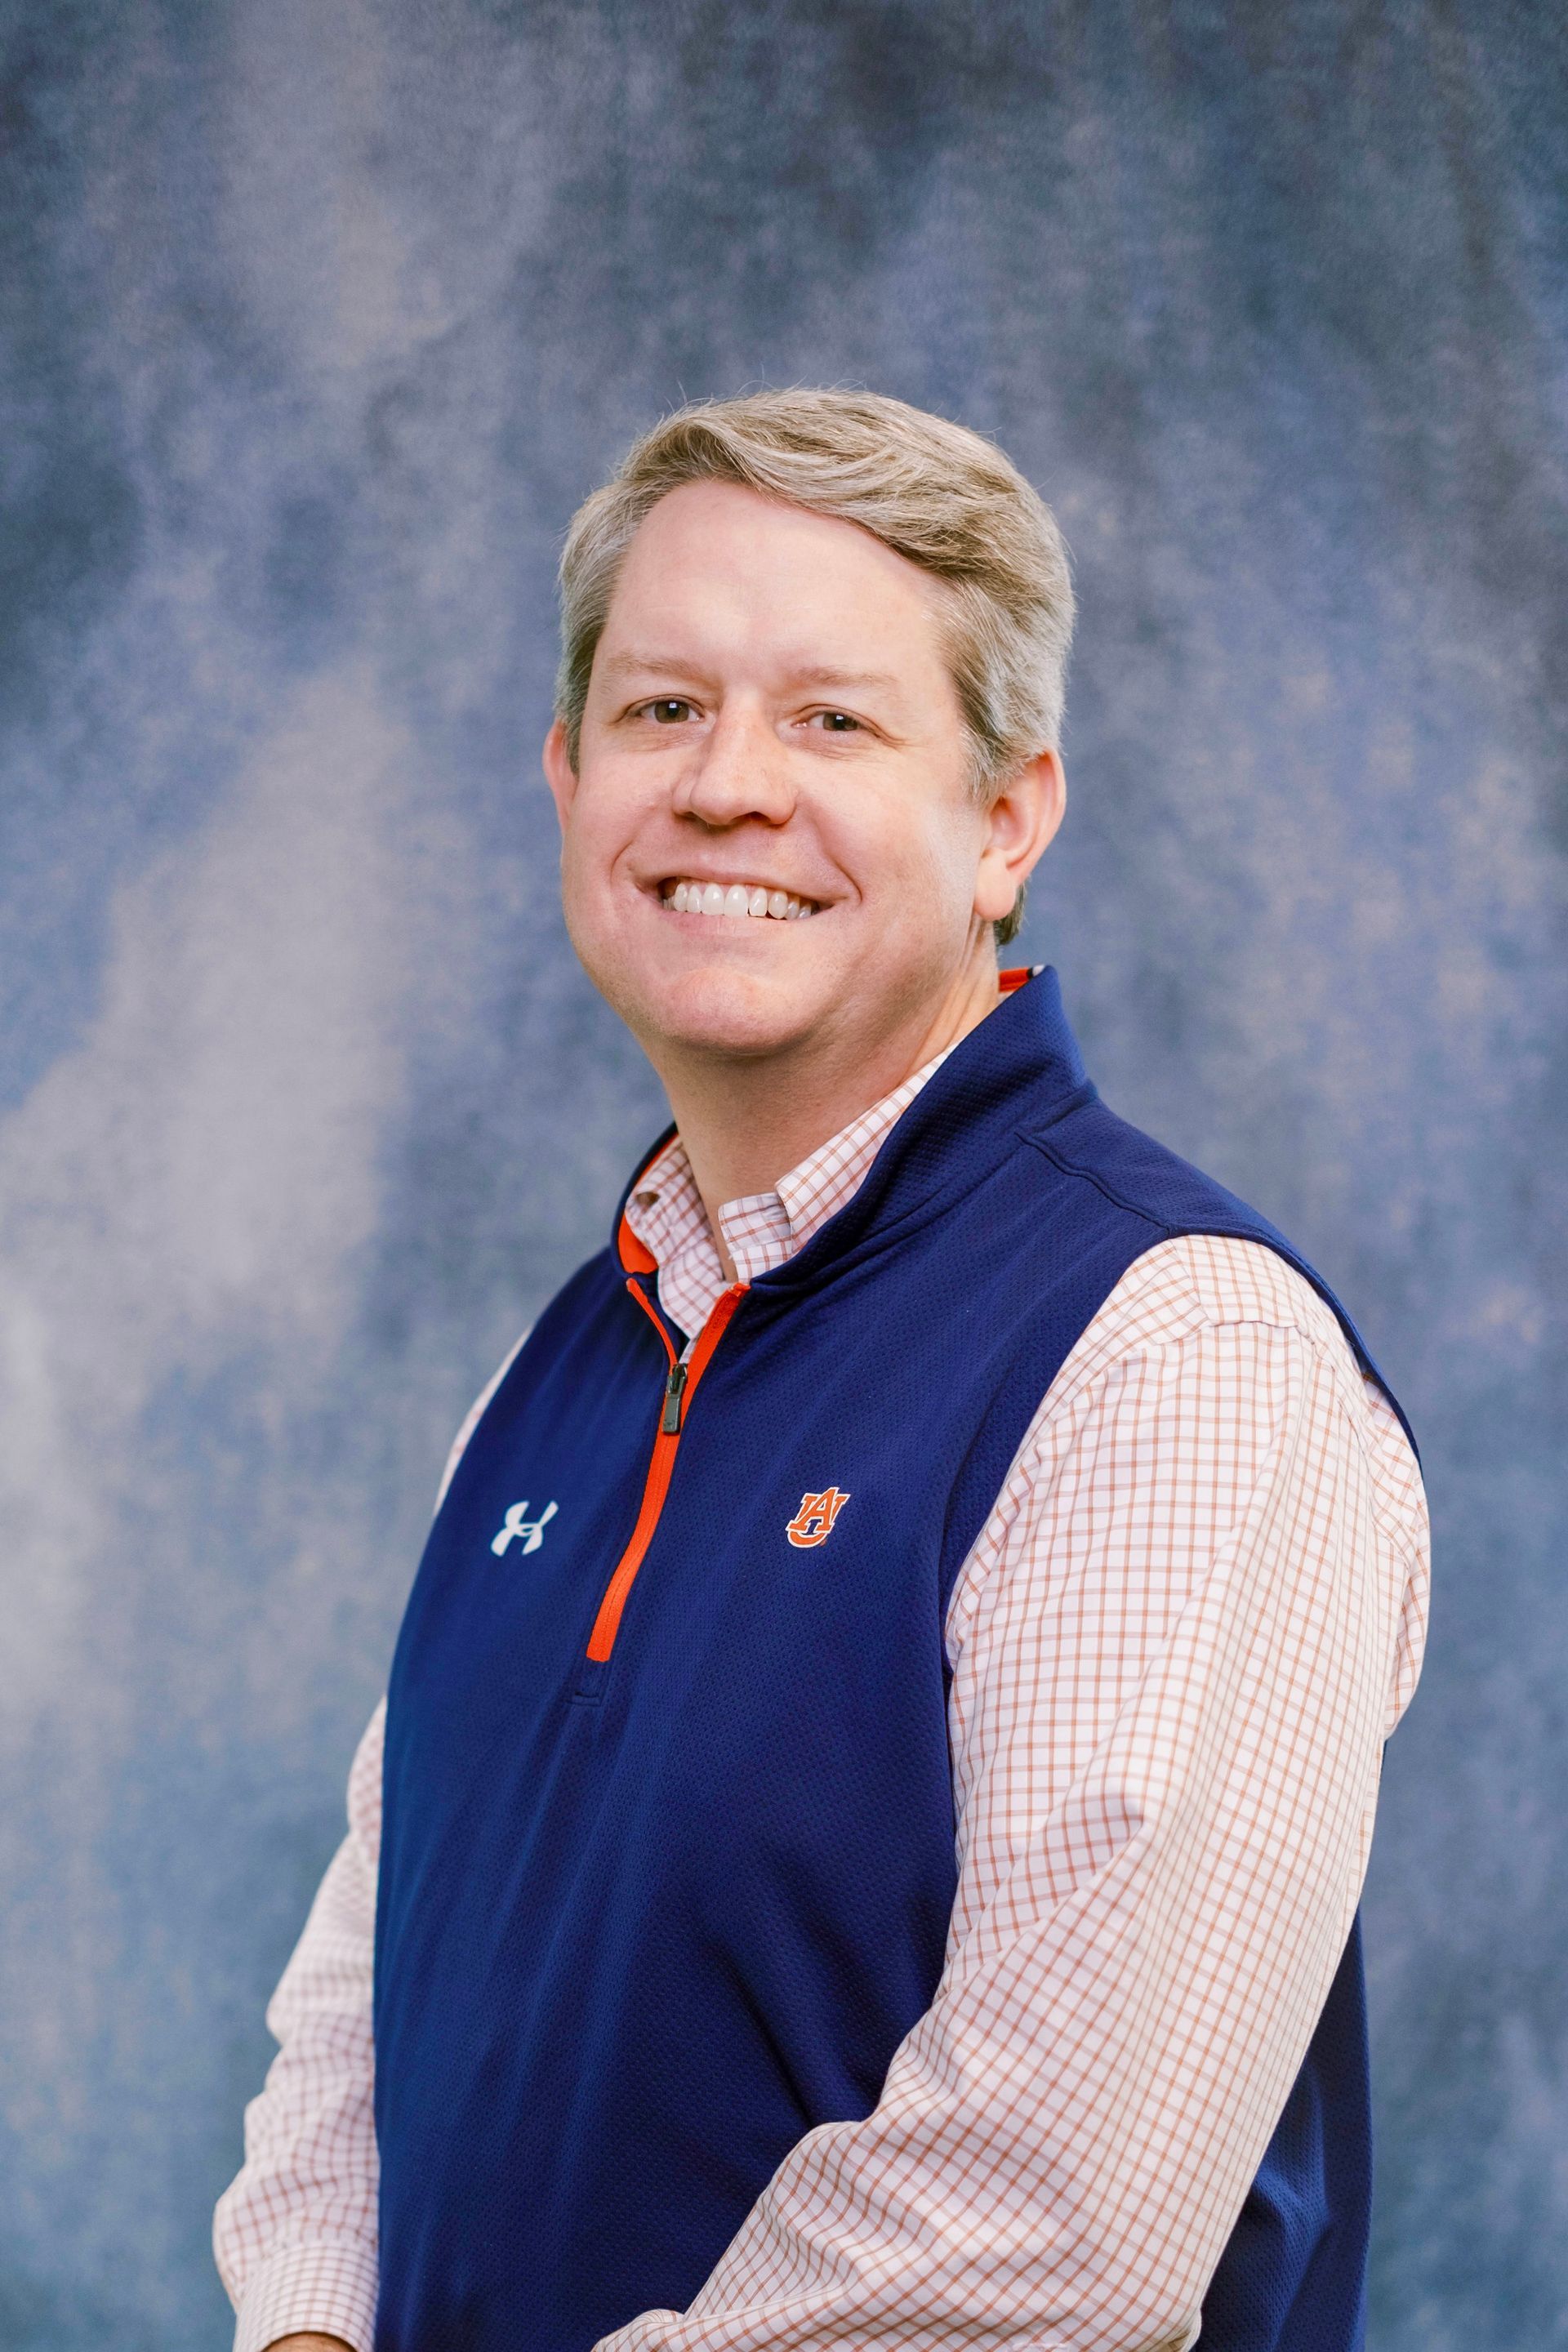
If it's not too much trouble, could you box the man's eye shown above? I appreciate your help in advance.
[644,698,694,724]
[812,710,860,733]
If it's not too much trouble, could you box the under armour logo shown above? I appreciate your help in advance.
[491,1499,558,1557]
[785,1487,852,1548]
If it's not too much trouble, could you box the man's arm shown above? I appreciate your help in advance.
[214,1333,530,2352]
[213,1698,385,2352]
[595,1235,1431,2352]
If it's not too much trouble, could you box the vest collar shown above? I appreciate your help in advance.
[613,967,1095,1293]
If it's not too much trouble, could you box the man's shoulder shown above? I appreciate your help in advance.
[1089,1229,1359,1359]
[435,1245,630,1507]
[1013,1092,1413,1437]
[1019,1090,1290,1255]
[1044,1229,1419,1483]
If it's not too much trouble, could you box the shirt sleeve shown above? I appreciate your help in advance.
[213,1328,531,2352]
[594,1234,1431,2352]
[212,1700,385,2352]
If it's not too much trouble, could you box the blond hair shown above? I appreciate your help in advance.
[555,389,1074,946]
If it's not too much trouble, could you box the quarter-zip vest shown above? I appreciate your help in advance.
[374,968,1414,2352]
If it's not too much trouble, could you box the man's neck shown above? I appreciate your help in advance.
[651,956,1009,1281]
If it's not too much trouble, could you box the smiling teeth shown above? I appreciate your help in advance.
[666,880,815,919]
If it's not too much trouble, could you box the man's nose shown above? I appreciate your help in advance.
[672,706,795,828]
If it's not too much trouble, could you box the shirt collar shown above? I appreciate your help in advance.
[622,1045,956,1339]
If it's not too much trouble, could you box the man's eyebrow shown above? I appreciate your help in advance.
[595,651,710,684]
[782,664,905,697]
[596,651,906,697]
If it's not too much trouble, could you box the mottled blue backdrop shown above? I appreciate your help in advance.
[2,2,1564,2345]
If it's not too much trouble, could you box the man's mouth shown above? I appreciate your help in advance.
[659,878,820,920]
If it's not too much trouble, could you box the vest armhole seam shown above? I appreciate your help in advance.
[1018,1125,1416,1455]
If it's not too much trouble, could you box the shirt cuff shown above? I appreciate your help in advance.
[232,2237,378,2352]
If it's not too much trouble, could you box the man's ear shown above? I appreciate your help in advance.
[541,718,578,831]
[973,749,1067,926]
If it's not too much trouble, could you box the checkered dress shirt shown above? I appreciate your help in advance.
[215,1049,1429,2352]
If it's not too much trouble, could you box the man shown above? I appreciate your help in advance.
[216,390,1429,2352]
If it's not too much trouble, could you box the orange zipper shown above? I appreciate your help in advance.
[583,1279,747,1663]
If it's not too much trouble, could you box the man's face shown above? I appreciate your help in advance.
[544,479,1040,1069]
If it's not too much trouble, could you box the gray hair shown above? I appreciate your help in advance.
[555,389,1075,946]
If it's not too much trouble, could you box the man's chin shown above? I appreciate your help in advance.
[621,965,833,1067]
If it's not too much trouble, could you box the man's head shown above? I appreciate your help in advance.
[542,389,1072,1086]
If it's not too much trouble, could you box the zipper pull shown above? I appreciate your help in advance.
[661,1359,688,1435]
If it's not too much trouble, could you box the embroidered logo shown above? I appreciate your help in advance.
[491,1499,558,1558]
[785,1487,852,1548]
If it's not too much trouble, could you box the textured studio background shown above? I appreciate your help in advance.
[2,3,1565,2346]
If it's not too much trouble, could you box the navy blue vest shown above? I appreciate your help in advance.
[374,968,1410,2352]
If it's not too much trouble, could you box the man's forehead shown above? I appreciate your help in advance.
[608,481,945,619]
[591,481,954,710]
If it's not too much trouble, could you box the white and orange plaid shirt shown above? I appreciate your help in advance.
[215,1045,1429,2352]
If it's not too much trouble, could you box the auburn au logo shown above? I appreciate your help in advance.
[785,1487,852,1548]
